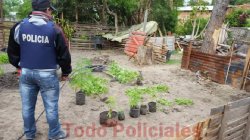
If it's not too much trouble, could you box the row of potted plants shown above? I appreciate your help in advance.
[69,59,176,127]
[125,85,169,118]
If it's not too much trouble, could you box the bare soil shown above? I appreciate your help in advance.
[0,49,249,140]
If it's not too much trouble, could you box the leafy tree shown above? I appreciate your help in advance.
[106,0,140,26]
[150,0,178,35]
[3,0,21,18]
[176,18,208,36]
[188,0,210,39]
[17,0,32,19]
[189,0,210,5]
[174,0,184,6]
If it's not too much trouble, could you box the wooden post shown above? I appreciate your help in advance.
[142,9,148,32]
[184,41,192,69]
[241,48,250,89]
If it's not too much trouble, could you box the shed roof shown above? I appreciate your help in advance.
[177,6,214,11]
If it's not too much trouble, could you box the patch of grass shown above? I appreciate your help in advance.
[0,53,9,64]
[157,99,173,106]
[175,98,194,106]
[166,59,181,65]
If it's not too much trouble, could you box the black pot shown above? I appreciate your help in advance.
[129,106,140,118]
[148,102,157,112]
[140,105,148,115]
[76,91,85,105]
[99,111,118,127]
[118,111,125,121]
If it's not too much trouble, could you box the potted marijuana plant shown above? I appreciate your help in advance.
[70,59,108,105]
[126,88,142,118]
[100,96,118,127]
[147,85,169,113]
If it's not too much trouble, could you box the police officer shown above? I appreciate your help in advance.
[7,0,71,139]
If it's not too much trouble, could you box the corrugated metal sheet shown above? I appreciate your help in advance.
[181,46,243,87]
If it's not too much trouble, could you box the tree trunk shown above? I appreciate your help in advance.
[104,0,118,35]
[169,0,173,10]
[201,0,229,54]
[61,12,64,20]
[0,0,3,21]
[75,7,78,23]
[100,4,108,25]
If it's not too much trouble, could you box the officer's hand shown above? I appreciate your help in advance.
[61,75,69,81]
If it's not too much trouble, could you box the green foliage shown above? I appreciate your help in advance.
[108,0,139,25]
[150,0,178,34]
[0,53,9,64]
[107,62,139,84]
[230,0,250,5]
[80,35,88,41]
[125,85,169,107]
[157,99,173,106]
[3,0,21,18]
[70,59,108,96]
[125,87,143,108]
[175,98,194,106]
[166,59,181,65]
[246,19,250,27]
[105,96,116,118]
[226,9,250,27]
[175,18,208,36]
[17,0,32,19]
[55,18,75,40]
[174,0,184,7]
[189,0,210,6]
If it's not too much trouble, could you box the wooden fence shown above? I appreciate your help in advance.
[0,22,120,50]
[70,23,120,49]
[181,43,243,88]
[183,98,250,140]
[0,21,15,49]
[178,97,250,140]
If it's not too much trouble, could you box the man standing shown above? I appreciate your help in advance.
[7,0,71,139]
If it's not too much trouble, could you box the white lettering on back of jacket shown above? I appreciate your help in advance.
[22,34,49,44]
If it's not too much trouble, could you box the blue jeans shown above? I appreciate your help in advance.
[20,68,61,139]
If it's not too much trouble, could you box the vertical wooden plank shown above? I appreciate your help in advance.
[218,105,229,140]
[243,105,250,140]
[183,41,192,69]
[241,48,250,89]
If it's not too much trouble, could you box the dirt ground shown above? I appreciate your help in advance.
[0,49,249,140]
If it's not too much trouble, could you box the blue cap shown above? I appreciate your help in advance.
[32,0,56,11]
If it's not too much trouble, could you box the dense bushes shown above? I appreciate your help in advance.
[175,18,208,36]
[226,9,250,27]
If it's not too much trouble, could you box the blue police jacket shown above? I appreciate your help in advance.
[18,18,57,69]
